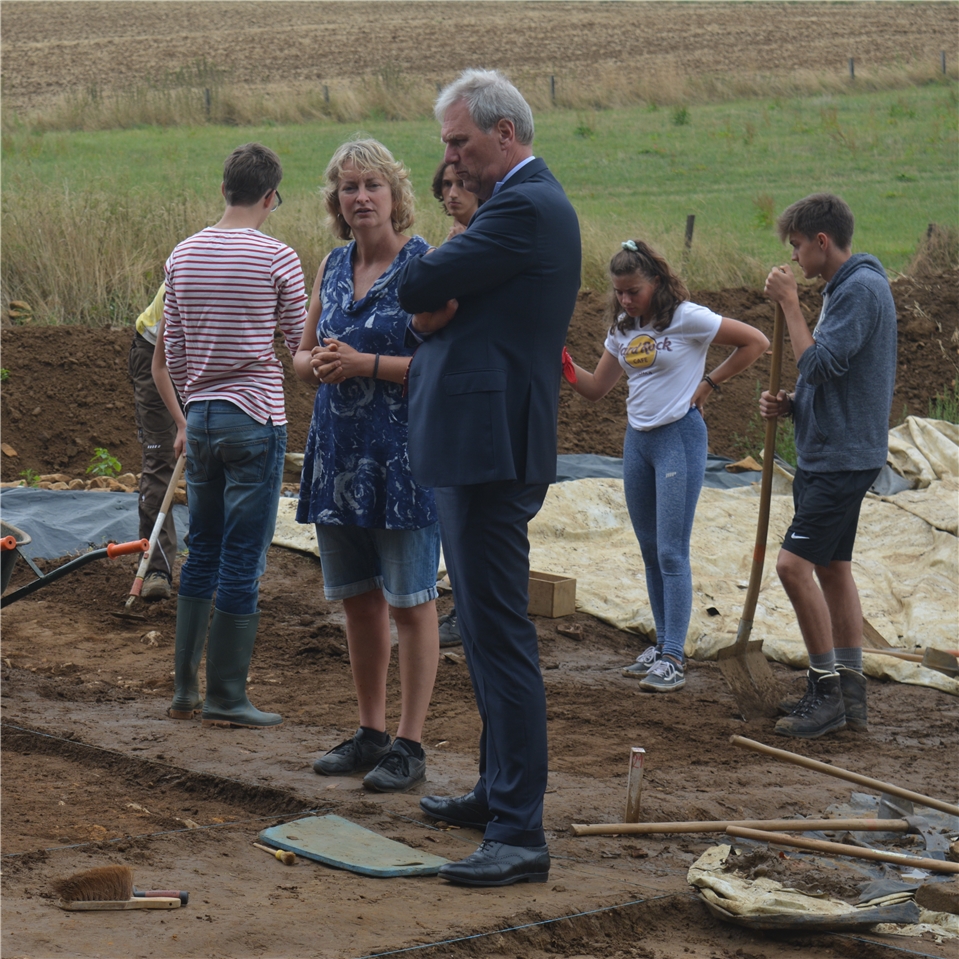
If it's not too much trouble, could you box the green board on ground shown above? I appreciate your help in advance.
[259,815,450,878]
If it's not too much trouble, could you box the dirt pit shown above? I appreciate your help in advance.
[2,541,958,958]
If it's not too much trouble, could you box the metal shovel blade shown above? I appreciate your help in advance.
[717,620,782,720]
[922,647,959,677]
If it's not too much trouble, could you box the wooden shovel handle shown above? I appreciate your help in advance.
[731,735,959,818]
[738,303,785,638]
[727,826,959,874]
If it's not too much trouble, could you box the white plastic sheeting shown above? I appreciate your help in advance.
[273,418,958,694]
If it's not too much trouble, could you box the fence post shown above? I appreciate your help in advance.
[849,57,855,80]
[942,51,947,75]
[681,214,696,271]
[550,75,556,104]
[324,84,330,103]
[204,88,211,118]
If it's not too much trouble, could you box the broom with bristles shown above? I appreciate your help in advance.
[53,865,187,911]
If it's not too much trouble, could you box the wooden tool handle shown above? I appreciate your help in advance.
[737,303,785,643]
[570,817,909,836]
[726,826,959,874]
[731,735,959,818]
[59,897,182,910]
[253,842,295,864]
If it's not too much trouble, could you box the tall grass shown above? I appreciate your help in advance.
[4,59,955,135]
[2,86,956,325]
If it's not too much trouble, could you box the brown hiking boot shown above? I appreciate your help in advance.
[837,665,867,732]
[774,667,846,739]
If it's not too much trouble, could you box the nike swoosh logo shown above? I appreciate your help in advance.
[790,533,810,539]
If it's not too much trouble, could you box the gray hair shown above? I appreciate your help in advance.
[435,69,534,145]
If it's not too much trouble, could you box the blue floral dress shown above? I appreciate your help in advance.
[296,237,437,530]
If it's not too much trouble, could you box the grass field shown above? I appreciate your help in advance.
[2,84,956,324]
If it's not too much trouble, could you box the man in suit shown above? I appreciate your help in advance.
[397,69,581,887]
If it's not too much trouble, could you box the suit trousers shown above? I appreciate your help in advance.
[434,480,550,847]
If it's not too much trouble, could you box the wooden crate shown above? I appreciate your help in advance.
[528,571,576,618]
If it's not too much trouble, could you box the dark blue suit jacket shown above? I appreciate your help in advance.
[397,159,581,488]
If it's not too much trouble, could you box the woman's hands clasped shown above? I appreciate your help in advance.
[312,338,359,385]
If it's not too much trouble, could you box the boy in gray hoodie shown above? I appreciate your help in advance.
[761,193,896,739]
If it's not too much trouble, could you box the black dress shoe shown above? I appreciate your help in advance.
[439,840,550,887]
[419,790,491,830]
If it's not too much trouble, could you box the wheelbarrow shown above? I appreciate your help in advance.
[1,519,148,609]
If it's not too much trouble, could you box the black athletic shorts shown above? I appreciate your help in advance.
[781,466,881,567]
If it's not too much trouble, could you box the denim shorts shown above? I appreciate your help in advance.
[315,522,441,608]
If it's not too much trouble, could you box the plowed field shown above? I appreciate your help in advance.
[2,2,956,112]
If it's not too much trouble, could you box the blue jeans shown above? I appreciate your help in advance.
[179,400,286,615]
[623,408,707,661]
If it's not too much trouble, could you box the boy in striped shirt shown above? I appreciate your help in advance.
[154,142,307,728]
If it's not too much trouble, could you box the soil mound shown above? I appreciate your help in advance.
[2,271,956,482]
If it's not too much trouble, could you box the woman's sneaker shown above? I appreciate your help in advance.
[363,739,426,793]
[313,728,391,775]
[621,646,661,679]
[638,657,685,692]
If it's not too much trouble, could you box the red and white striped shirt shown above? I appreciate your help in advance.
[163,227,307,425]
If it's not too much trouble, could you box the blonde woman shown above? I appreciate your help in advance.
[294,139,439,791]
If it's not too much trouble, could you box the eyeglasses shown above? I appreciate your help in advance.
[270,190,283,212]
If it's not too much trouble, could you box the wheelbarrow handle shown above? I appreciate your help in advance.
[1,539,149,608]
[107,538,150,558]
[1,536,18,552]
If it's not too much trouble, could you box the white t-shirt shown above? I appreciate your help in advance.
[604,301,722,431]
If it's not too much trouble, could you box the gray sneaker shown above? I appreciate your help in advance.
[363,739,426,793]
[622,645,661,679]
[438,608,462,648]
[638,657,685,692]
[313,728,391,776]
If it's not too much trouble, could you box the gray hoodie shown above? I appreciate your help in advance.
[792,253,897,472]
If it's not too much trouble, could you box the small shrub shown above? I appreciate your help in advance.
[752,193,776,229]
[574,119,595,139]
[671,105,690,126]
[86,447,122,477]
[928,381,959,423]
[0,368,9,382]
[19,468,39,487]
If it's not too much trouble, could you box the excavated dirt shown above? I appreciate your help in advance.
[2,271,957,482]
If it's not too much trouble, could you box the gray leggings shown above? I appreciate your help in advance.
[623,408,707,661]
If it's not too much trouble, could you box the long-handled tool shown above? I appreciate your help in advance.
[726,826,959,875]
[571,817,911,836]
[124,453,186,609]
[731,734,959,818]
[716,303,785,719]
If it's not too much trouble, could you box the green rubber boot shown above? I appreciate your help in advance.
[167,595,213,720]
[201,609,282,728]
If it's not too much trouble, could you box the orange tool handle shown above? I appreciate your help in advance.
[106,538,150,558]
[0,536,18,551]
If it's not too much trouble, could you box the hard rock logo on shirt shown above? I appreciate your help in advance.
[621,333,672,369]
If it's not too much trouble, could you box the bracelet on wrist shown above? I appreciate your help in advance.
[703,374,720,392]
[372,354,380,379]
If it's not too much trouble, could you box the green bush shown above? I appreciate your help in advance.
[86,447,122,477]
